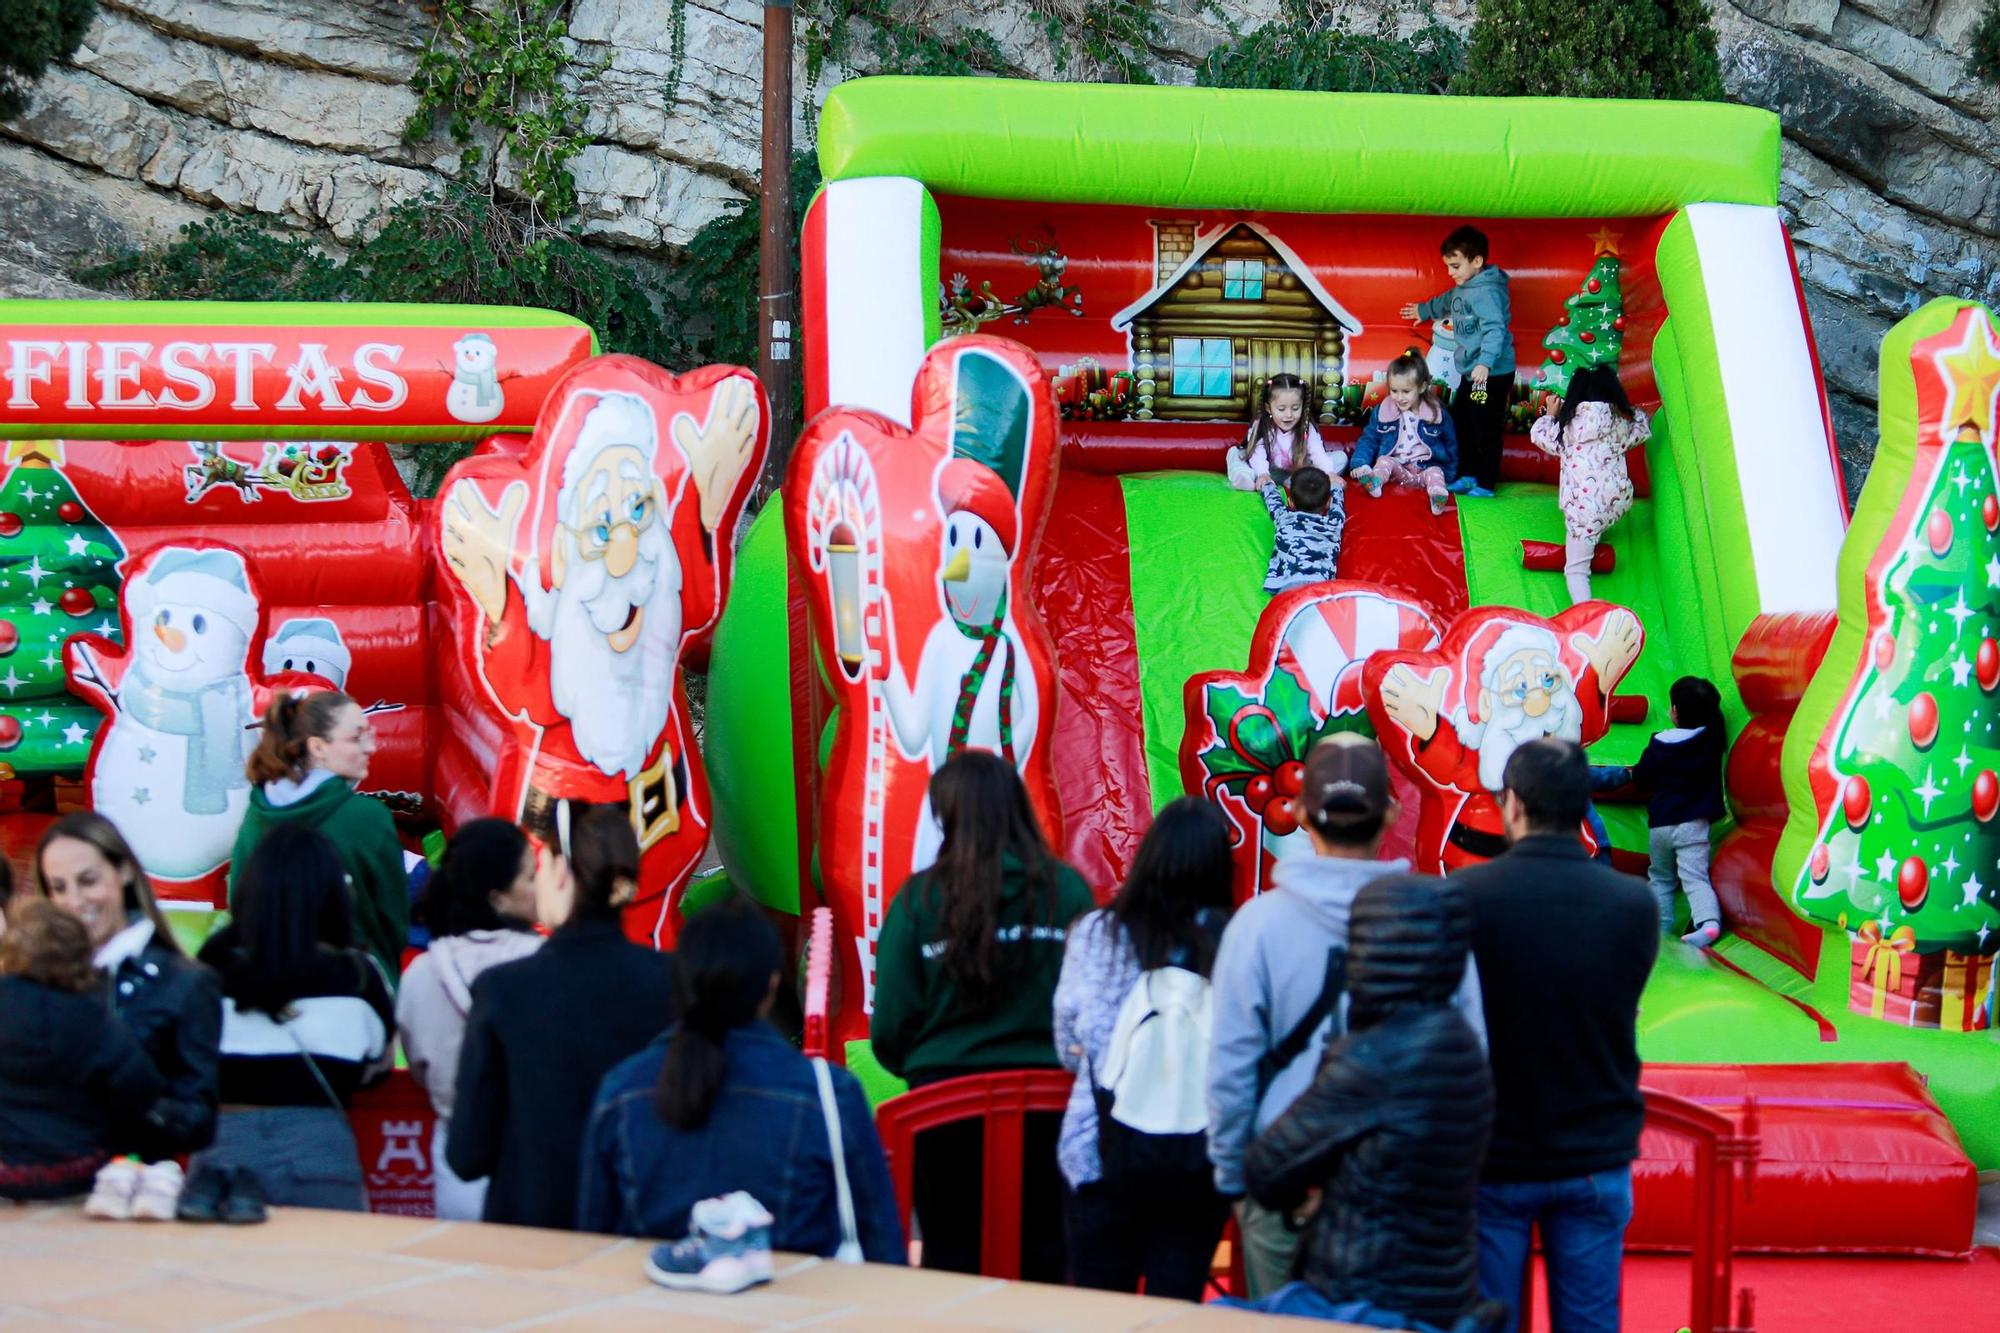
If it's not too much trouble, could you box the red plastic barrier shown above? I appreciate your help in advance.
[1731,611,1838,715]
[349,1069,439,1218]
[1724,716,1791,823]
[1631,1063,1976,1257]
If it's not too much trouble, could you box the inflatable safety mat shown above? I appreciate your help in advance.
[1631,1062,1976,1256]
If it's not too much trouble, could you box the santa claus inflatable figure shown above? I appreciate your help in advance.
[1366,603,1642,873]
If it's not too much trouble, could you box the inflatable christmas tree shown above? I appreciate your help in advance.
[0,442,126,776]
[1788,302,2000,1029]
[1535,229,1626,396]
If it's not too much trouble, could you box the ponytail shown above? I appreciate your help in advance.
[653,894,783,1131]
[1387,346,1443,413]
[246,689,355,785]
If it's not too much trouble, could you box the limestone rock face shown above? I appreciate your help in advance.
[0,0,1991,489]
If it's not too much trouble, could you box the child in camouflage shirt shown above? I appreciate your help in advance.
[1261,466,1343,595]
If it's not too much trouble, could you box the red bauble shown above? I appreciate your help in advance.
[1897,856,1929,911]
[1587,278,1602,293]
[1842,776,1871,828]
[1872,631,1896,672]
[1275,761,1304,799]
[0,513,21,539]
[1558,314,1570,326]
[1263,803,1299,837]
[1980,637,2000,692]
[1975,770,2000,823]
[0,621,16,656]
[1612,315,1627,332]
[58,587,92,618]
[1550,350,1567,365]
[1245,775,1273,814]
[0,716,18,751]
[1809,844,1830,884]
[1928,509,1953,556]
[56,500,83,524]
[1909,692,1940,749]
[1986,493,1999,532]
[1579,331,1596,344]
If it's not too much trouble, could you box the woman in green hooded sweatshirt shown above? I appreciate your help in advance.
[228,691,408,987]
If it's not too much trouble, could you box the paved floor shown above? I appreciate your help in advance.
[0,1202,1321,1331]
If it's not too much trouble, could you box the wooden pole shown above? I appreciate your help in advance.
[755,0,797,506]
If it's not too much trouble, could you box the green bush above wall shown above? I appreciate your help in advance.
[1,0,97,118]
[1452,0,1725,100]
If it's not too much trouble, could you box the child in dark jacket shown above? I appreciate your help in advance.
[1349,348,1461,514]
[1604,677,1729,946]
[0,900,165,1200]
[1261,467,1344,595]
[1230,876,1497,1332]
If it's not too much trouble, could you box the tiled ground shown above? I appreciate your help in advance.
[0,1202,1329,1331]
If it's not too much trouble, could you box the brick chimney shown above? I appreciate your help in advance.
[1150,220,1196,287]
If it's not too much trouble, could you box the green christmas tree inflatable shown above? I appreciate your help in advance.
[1791,313,2000,1031]
[1535,230,1626,396]
[0,443,126,776]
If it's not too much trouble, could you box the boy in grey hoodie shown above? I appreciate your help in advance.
[1401,225,1514,494]
[1207,733,1486,1299]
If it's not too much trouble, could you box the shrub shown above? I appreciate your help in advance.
[1451,0,1724,101]
[1199,5,1465,94]
[1973,0,2000,87]
[1,0,98,119]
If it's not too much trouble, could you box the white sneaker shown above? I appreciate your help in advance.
[1682,921,1721,949]
[646,1191,776,1293]
[130,1160,185,1221]
[83,1158,142,1220]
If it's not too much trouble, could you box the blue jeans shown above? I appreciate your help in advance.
[1476,1167,1633,1333]
[1215,1281,1447,1331]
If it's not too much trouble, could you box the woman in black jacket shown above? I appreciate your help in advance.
[1238,876,1499,1332]
[37,812,221,1162]
[447,803,678,1229]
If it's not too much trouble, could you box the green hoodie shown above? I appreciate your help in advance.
[227,776,409,987]
[870,855,1097,1082]
[1417,264,1515,377]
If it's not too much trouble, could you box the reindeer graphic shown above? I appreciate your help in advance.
[183,441,264,504]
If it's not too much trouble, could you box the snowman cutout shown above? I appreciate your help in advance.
[445,333,505,425]
[1426,319,1461,395]
[72,548,260,882]
[263,616,351,690]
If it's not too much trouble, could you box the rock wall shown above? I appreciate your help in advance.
[0,0,1993,491]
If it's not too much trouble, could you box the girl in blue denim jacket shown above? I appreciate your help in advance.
[1348,350,1462,515]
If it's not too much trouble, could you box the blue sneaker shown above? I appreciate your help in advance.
[646,1192,774,1293]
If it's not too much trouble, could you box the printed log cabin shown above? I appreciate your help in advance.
[1114,221,1360,423]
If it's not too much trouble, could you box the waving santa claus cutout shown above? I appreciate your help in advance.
[788,336,1061,1046]
[1365,603,1642,873]
[437,357,767,945]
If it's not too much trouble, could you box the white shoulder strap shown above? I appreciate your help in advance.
[812,1057,864,1264]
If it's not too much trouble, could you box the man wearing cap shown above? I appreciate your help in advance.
[1207,733,1486,1298]
[1454,738,1658,1333]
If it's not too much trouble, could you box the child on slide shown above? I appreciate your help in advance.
[1598,676,1728,948]
[1348,348,1461,515]
[1261,467,1343,596]
[1226,374,1346,490]
[1529,365,1650,604]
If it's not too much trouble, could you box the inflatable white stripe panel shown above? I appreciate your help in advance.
[1685,203,1846,613]
[820,177,931,425]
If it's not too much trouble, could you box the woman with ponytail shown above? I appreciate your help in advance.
[869,751,1096,1281]
[229,691,409,986]
[395,819,542,1219]
[577,894,903,1260]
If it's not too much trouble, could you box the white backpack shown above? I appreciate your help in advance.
[1092,966,1214,1184]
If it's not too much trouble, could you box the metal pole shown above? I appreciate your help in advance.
[755,0,797,506]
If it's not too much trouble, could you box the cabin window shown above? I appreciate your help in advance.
[1223,259,1265,301]
[1172,338,1232,397]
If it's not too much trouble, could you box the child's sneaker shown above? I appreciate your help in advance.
[646,1192,775,1293]
[83,1158,141,1220]
[1682,921,1721,949]
[1364,475,1384,499]
[129,1160,185,1221]
[1429,492,1450,516]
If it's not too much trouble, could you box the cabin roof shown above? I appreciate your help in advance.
[1111,221,1363,335]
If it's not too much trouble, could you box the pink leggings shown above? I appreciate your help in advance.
[1355,460,1448,500]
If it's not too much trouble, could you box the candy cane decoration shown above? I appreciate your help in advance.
[804,433,891,1010]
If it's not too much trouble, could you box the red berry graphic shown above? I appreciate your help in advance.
[1245,775,1273,814]
[0,716,18,751]
[1908,691,1939,749]
[1872,631,1895,673]
[57,500,83,524]
[0,622,15,657]
[1897,856,1929,911]
[1263,802,1298,838]
[1980,637,2000,692]
[1275,761,1304,799]
[1612,315,1627,332]
[1809,844,1830,884]
[0,513,21,539]
[1842,776,1871,829]
[1587,278,1602,293]
[59,587,93,618]
[1986,494,1999,533]
[1550,349,1566,365]
[1975,770,2000,823]
[1928,509,1953,556]
[1579,331,1595,344]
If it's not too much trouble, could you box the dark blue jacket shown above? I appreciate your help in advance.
[1348,401,1461,481]
[1632,726,1729,828]
[577,1022,906,1261]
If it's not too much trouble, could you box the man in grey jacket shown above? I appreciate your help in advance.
[1206,733,1487,1298]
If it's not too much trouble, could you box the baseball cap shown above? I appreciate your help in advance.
[1303,732,1392,837]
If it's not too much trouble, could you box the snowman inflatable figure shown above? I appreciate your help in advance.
[91,548,259,881]
[446,333,505,425]
[263,616,351,689]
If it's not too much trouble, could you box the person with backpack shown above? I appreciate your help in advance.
[1207,733,1487,1299]
[1052,798,1235,1300]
